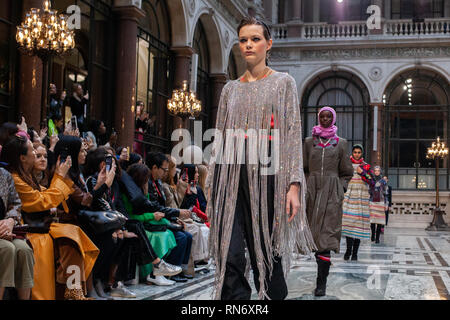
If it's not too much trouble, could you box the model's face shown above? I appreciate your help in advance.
[319,110,333,128]
[239,24,272,67]
[374,168,381,176]
[352,148,362,160]
[34,146,48,172]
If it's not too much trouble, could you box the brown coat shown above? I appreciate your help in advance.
[303,136,353,253]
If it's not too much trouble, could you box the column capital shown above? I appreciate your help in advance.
[171,46,195,57]
[113,4,145,21]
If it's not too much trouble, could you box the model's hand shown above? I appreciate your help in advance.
[286,183,300,223]
[356,166,363,174]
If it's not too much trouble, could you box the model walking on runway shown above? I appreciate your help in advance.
[206,16,316,300]
[303,107,353,296]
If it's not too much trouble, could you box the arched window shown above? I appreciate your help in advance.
[302,71,370,152]
[391,0,444,19]
[384,69,450,190]
[136,0,173,150]
[193,19,212,132]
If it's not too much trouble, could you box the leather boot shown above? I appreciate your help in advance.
[370,223,375,242]
[351,239,360,261]
[314,258,331,297]
[375,224,382,244]
[344,237,353,261]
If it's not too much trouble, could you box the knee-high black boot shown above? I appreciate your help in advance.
[344,237,353,261]
[375,224,382,243]
[370,223,376,242]
[314,257,331,297]
[351,239,361,261]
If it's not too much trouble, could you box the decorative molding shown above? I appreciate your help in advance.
[188,0,196,17]
[270,50,291,60]
[298,47,450,61]
[369,66,382,81]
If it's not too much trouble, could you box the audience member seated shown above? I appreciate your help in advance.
[1,135,99,300]
[122,163,185,286]
[0,166,34,300]
[162,157,210,274]
[146,153,193,282]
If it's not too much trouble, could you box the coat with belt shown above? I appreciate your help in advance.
[304,135,353,253]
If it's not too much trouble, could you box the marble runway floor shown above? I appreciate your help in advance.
[117,227,450,300]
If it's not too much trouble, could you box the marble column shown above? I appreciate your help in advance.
[171,46,194,136]
[370,103,384,167]
[17,0,45,129]
[209,73,228,129]
[287,0,303,37]
[112,4,145,150]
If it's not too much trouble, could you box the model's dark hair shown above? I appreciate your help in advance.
[237,16,272,65]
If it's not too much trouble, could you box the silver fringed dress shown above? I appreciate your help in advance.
[206,72,317,299]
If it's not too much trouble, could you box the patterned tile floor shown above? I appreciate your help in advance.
[115,227,450,300]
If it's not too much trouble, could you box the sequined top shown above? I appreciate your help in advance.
[206,72,316,300]
[0,168,22,223]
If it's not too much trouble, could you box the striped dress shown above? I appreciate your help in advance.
[341,163,371,239]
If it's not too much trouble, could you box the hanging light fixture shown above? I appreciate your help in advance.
[15,0,75,122]
[16,0,75,58]
[167,80,202,119]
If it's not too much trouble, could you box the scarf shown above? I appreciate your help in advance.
[350,156,364,164]
[311,106,338,139]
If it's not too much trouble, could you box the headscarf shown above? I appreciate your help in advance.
[373,165,383,181]
[311,106,338,139]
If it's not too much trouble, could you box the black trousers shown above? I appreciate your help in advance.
[220,164,288,300]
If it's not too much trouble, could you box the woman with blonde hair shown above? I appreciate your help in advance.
[161,156,210,272]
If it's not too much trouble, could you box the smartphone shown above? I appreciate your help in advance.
[127,146,130,159]
[105,155,113,172]
[70,116,77,130]
[60,147,69,163]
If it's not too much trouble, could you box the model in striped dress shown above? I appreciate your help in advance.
[341,144,371,261]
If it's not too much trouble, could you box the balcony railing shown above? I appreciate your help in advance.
[271,18,450,40]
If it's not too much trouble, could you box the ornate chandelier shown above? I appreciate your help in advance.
[167,80,202,119]
[15,0,75,59]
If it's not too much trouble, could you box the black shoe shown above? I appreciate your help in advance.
[351,239,360,261]
[169,275,188,283]
[344,237,353,261]
[181,273,194,279]
[375,239,380,244]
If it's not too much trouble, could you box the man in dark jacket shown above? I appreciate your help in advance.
[146,152,193,282]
